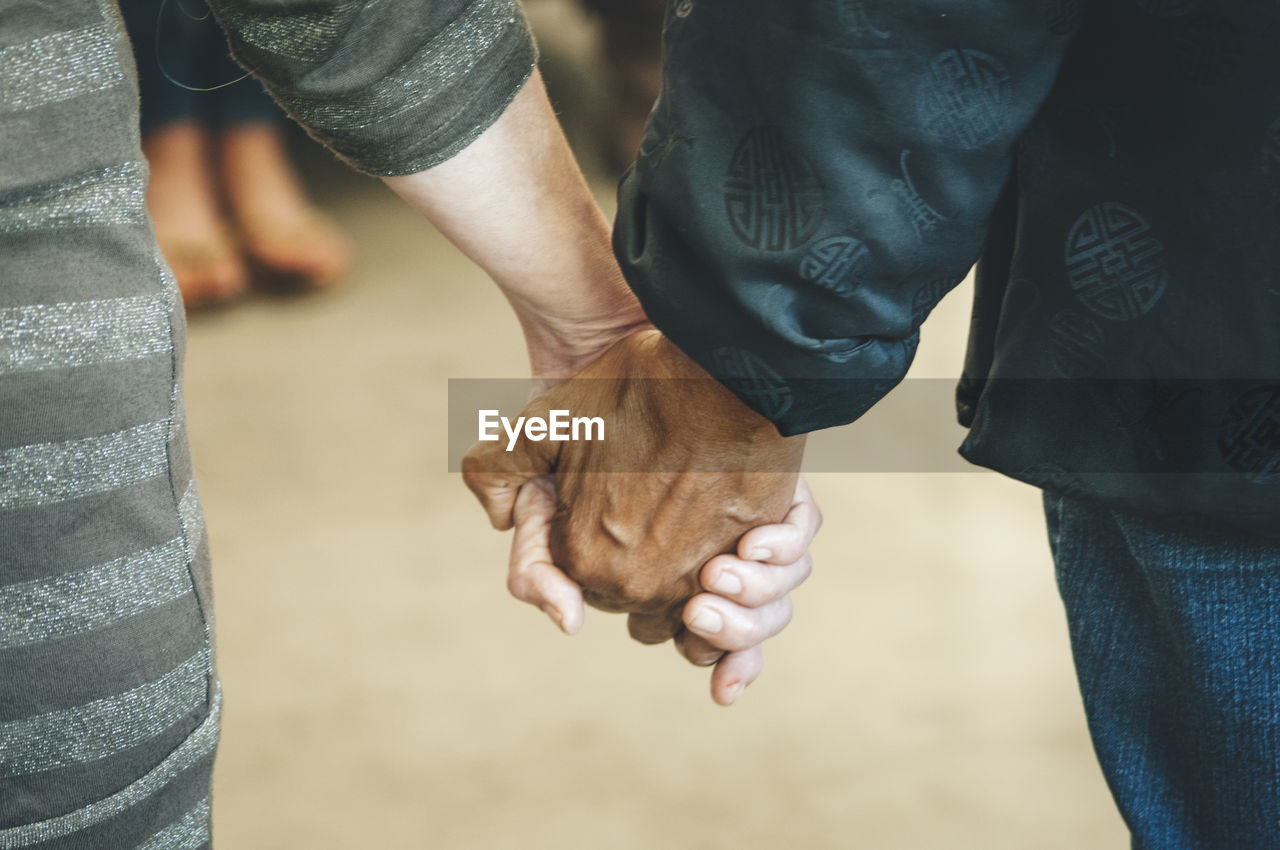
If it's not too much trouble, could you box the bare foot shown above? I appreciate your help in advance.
[220,123,351,290]
[143,122,249,308]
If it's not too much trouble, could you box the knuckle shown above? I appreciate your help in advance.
[705,552,736,575]
[622,571,660,601]
[741,564,781,606]
[702,556,737,593]
[736,577,770,609]
[677,633,723,667]
[582,561,680,613]
[778,598,795,630]
[628,614,667,645]
[681,594,706,625]
[506,570,533,602]
[752,573,783,606]
[608,570,659,606]
[744,613,771,647]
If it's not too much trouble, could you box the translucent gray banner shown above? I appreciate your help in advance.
[447,377,1280,478]
[448,377,974,473]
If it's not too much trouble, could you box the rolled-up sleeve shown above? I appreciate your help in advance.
[206,0,537,175]
[614,0,1082,435]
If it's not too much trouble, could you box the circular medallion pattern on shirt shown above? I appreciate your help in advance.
[723,127,825,252]
[917,49,1012,151]
[1048,309,1108,378]
[706,346,794,421]
[1219,386,1280,483]
[799,236,870,297]
[1064,202,1168,321]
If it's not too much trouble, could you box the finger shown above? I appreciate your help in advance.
[701,552,812,608]
[461,398,561,530]
[509,560,585,635]
[736,476,822,565]
[710,646,764,706]
[508,478,584,634]
[627,610,683,645]
[673,628,727,667]
[682,594,793,653]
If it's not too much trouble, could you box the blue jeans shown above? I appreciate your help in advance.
[1044,490,1280,849]
[118,0,280,130]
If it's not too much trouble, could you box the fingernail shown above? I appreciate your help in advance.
[748,548,772,562]
[711,570,743,595]
[688,606,723,635]
[728,681,744,703]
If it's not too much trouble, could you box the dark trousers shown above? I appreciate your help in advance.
[118,0,279,130]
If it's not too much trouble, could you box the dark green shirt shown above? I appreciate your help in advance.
[613,0,1280,538]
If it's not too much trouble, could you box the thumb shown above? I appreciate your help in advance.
[461,395,561,530]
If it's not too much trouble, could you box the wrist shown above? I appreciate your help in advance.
[647,334,794,445]
[522,309,652,385]
[514,265,652,385]
[577,329,803,451]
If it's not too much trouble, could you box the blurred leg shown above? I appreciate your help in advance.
[1045,490,1280,849]
[120,0,249,307]
[197,4,350,291]
[219,121,352,290]
[141,121,249,307]
[118,0,205,130]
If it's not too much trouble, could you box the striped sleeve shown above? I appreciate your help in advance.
[206,0,538,175]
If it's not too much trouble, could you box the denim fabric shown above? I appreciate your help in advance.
[1044,489,1280,849]
[119,0,278,130]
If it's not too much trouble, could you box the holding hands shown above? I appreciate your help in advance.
[463,330,819,705]
[381,69,820,704]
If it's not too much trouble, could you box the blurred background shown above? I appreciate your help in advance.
[157,0,1131,846]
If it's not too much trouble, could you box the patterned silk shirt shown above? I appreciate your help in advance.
[613,0,1280,538]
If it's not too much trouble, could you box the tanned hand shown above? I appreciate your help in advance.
[462,329,806,647]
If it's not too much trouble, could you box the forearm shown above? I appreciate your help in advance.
[384,69,648,380]
[207,2,645,379]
